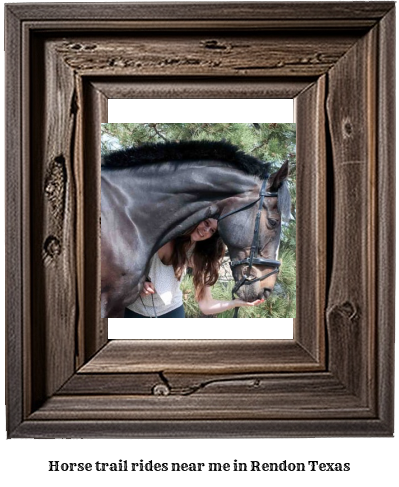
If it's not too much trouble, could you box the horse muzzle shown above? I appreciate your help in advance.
[231,259,281,302]
[235,276,274,302]
[236,280,264,301]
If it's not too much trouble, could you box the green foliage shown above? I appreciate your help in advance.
[102,123,295,157]
[101,123,296,318]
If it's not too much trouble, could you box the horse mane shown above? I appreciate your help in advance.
[101,140,270,178]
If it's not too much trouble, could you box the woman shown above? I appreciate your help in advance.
[124,218,264,318]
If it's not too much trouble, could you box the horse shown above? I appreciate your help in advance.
[101,140,291,318]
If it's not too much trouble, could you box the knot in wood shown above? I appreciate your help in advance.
[152,383,170,396]
[327,300,359,326]
[201,40,227,50]
[343,119,353,137]
[339,301,358,321]
[83,44,97,51]
[44,236,61,258]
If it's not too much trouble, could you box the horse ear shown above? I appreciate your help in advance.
[268,160,289,191]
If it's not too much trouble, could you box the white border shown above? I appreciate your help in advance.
[108,318,294,339]
[109,99,294,123]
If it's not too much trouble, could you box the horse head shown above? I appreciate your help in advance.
[217,160,290,303]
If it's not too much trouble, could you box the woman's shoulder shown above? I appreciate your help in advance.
[157,239,194,265]
[157,241,174,263]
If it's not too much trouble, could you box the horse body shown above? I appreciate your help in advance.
[101,141,290,318]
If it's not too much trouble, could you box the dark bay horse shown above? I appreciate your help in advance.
[101,141,290,318]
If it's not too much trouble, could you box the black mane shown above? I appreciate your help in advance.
[102,140,270,178]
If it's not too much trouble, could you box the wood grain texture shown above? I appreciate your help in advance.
[54,34,359,78]
[5,5,24,436]
[7,2,394,22]
[58,372,162,395]
[30,37,78,408]
[91,79,311,99]
[60,371,357,397]
[13,418,391,439]
[5,2,395,438]
[80,81,108,364]
[29,393,371,421]
[376,7,395,432]
[34,371,375,422]
[326,27,377,404]
[80,340,320,374]
[295,76,327,363]
[20,19,384,32]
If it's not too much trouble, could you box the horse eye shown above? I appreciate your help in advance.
[268,218,279,228]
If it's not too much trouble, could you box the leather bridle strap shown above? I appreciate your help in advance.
[218,180,278,223]
[247,178,270,270]
[218,177,280,318]
[218,197,262,222]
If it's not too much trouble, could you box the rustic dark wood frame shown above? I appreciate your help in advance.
[5,2,395,438]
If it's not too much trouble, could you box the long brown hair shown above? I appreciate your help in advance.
[171,223,225,300]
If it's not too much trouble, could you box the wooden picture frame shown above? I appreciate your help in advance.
[5,2,395,438]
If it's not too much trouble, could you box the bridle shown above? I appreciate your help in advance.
[218,176,281,317]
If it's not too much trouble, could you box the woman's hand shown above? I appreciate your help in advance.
[197,287,266,315]
[233,298,265,307]
[140,281,155,297]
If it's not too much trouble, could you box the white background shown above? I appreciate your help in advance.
[1,1,397,486]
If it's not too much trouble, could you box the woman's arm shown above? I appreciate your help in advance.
[197,286,264,316]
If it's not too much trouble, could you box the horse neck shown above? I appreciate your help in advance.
[101,162,260,249]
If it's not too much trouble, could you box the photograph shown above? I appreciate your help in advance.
[101,123,296,320]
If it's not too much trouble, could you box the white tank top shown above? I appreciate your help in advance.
[127,251,184,317]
